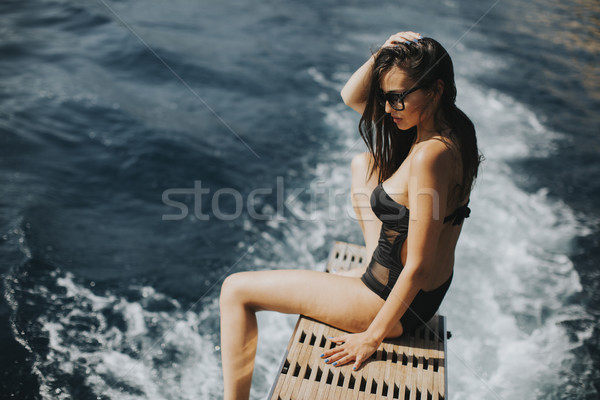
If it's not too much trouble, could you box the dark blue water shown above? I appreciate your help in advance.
[1,0,598,399]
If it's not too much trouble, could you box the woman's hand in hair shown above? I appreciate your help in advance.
[383,31,423,48]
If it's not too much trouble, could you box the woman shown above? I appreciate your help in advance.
[219,31,481,400]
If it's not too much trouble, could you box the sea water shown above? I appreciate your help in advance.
[1,0,598,399]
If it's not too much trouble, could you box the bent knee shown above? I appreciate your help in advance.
[351,152,377,187]
[220,272,253,306]
[351,152,372,178]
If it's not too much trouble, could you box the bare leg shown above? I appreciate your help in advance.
[219,284,258,400]
[219,269,403,400]
[351,152,382,265]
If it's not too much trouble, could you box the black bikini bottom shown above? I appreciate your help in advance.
[361,266,453,334]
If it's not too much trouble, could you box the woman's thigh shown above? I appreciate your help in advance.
[221,269,400,335]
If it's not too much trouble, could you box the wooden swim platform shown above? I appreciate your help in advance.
[268,241,448,400]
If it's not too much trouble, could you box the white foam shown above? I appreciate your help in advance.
[27,272,223,400]
[442,79,591,398]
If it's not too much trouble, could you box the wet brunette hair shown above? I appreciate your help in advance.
[359,38,482,204]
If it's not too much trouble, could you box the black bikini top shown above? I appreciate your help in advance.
[371,183,471,228]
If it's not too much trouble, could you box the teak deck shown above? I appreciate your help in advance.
[268,241,448,400]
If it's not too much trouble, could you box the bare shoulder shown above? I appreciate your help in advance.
[409,139,456,175]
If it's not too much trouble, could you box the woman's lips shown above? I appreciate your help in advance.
[393,117,403,124]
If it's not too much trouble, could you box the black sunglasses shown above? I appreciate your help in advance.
[376,86,422,111]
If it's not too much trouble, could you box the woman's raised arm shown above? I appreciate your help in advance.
[340,55,375,114]
[340,31,422,114]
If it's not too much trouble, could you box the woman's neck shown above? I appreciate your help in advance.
[415,109,450,143]
[415,121,440,143]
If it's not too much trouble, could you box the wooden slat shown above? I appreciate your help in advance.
[270,317,301,399]
[268,241,448,400]
[381,341,394,399]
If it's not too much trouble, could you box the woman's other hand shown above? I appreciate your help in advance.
[320,331,382,371]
